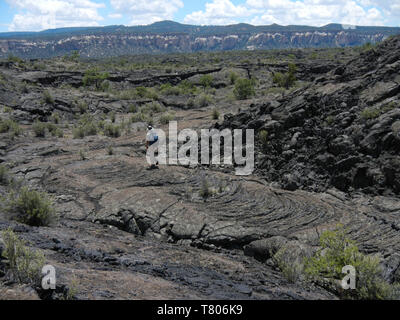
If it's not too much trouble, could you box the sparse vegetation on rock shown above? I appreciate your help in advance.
[5,187,55,227]
[42,90,54,105]
[0,165,9,185]
[272,63,297,89]
[0,119,22,137]
[1,228,45,285]
[304,226,395,300]
[82,68,109,91]
[0,34,399,301]
[233,78,256,100]
[159,112,175,125]
[212,108,220,120]
[195,93,213,107]
[32,121,47,137]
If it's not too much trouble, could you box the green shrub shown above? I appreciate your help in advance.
[0,119,22,136]
[110,111,116,123]
[107,146,113,155]
[32,121,47,137]
[7,54,23,64]
[118,89,138,100]
[304,225,393,300]
[233,78,256,100]
[46,123,63,138]
[100,80,110,92]
[82,68,109,90]
[212,108,220,120]
[72,126,85,139]
[0,165,9,185]
[73,114,98,139]
[136,86,147,98]
[195,93,213,108]
[51,112,60,124]
[1,228,45,284]
[178,80,197,94]
[79,149,86,160]
[67,50,80,62]
[361,42,376,52]
[159,112,175,125]
[77,101,88,114]
[104,124,121,138]
[33,62,46,71]
[3,106,12,113]
[160,83,182,96]
[46,123,57,135]
[229,71,239,85]
[272,63,297,89]
[63,278,79,300]
[259,130,268,147]
[142,101,165,114]
[42,90,54,105]
[136,86,159,100]
[73,122,98,139]
[54,128,64,138]
[382,102,396,113]
[199,74,213,88]
[130,112,150,124]
[361,107,381,120]
[5,187,55,227]
[128,104,138,113]
[187,98,195,107]
[199,179,213,199]
[273,247,303,283]
[326,116,335,125]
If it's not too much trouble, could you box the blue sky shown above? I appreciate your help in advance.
[1,0,399,32]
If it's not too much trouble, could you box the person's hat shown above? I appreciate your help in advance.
[147,125,153,130]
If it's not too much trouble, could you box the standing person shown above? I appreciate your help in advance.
[146,125,159,169]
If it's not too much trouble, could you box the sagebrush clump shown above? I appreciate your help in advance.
[5,187,56,227]
[82,67,109,91]
[233,78,256,100]
[0,119,22,137]
[104,123,121,138]
[195,93,213,108]
[0,164,9,185]
[199,179,214,199]
[32,121,47,137]
[212,108,220,120]
[273,247,304,283]
[42,90,54,105]
[159,112,175,125]
[1,228,45,284]
[73,114,98,139]
[304,226,394,300]
[272,63,297,89]
[259,130,268,147]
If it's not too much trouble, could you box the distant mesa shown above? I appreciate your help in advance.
[0,20,399,58]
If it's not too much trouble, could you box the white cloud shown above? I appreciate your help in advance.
[110,0,184,25]
[7,0,105,31]
[247,0,385,26]
[184,0,252,25]
[184,0,393,27]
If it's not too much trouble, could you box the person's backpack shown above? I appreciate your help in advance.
[151,130,158,142]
